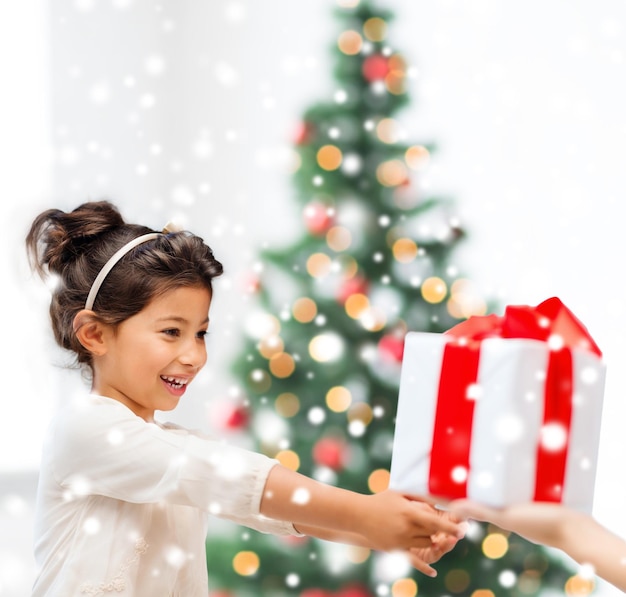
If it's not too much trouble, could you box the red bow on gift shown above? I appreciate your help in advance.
[428,297,601,502]
[444,296,601,356]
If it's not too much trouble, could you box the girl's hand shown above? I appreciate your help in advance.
[405,530,462,577]
[360,490,466,553]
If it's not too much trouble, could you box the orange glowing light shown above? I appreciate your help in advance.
[345,293,369,319]
[338,30,363,55]
[275,393,300,418]
[269,352,296,378]
[421,276,447,304]
[306,253,332,278]
[565,575,595,596]
[405,145,430,170]
[292,297,317,323]
[232,551,260,576]
[482,533,509,559]
[376,159,407,186]
[326,386,352,412]
[391,578,417,597]
[317,145,343,171]
[363,17,387,42]
[376,118,400,144]
[392,238,418,263]
[368,468,389,493]
[275,449,300,471]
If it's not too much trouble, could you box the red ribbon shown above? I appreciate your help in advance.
[428,297,601,501]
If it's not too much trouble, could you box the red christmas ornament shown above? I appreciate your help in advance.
[362,54,390,82]
[304,201,334,235]
[241,271,261,294]
[338,583,373,597]
[224,404,249,430]
[301,590,332,597]
[294,121,315,145]
[312,436,347,471]
[336,276,369,304]
[378,333,405,362]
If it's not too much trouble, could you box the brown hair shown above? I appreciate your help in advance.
[25,200,224,371]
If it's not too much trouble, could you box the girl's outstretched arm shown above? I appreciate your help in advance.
[260,464,465,567]
[449,499,626,592]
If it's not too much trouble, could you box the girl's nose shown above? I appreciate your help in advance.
[179,339,207,368]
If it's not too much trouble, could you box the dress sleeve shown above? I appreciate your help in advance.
[51,397,299,535]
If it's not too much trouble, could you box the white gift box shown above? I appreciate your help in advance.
[389,330,606,513]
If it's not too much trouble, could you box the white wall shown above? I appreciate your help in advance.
[2,1,625,595]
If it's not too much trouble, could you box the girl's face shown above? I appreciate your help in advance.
[92,285,212,421]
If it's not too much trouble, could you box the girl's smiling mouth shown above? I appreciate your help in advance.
[161,375,189,393]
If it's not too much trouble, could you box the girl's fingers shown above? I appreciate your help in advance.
[407,536,435,549]
[406,549,438,577]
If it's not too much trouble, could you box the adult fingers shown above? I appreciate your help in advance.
[409,502,467,538]
[447,499,499,523]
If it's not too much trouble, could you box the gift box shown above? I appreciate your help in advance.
[389,297,606,513]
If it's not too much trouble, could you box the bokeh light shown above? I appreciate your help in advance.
[368,468,389,493]
[518,570,541,594]
[307,252,333,278]
[245,310,281,339]
[275,392,300,418]
[444,569,471,593]
[358,305,387,332]
[447,278,487,318]
[347,545,371,564]
[363,17,387,42]
[275,449,300,471]
[565,574,595,596]
[317,144,343,170]
[391,577,417,597]
[326,225,352,252]
[482,532,509,559]
[269,352,296,378]
[258,335,284,359]
[347,402,373,426]
[421,276,447,303]
[338,29,363,55]
[233,551,260,576]
[345,293,369,319]
[248,368,271,393]
[405,145,430,170]
[309,332,345,362]
[385,54,408,95]
[392,238,418,263]
[292,297,318,323]
[326,386,353,412]
[376,159,407,186]
[376,118,400,144]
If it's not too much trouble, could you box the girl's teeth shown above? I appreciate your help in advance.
[162,376,187,386]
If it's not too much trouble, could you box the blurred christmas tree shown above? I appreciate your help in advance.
[206,1,586,596]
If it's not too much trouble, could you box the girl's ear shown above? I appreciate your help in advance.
[73,309,107,356]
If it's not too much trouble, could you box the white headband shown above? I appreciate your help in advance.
[84,233,161,310]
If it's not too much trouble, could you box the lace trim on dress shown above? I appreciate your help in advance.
[79,538,149,595]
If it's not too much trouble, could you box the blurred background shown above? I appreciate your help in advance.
[1,0,625,595]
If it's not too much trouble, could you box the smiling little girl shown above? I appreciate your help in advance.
[25,200,464,596]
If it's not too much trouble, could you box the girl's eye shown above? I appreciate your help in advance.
[197,330,208,340]
[163,328,180,337]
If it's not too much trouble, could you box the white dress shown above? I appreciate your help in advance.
[31,393,299,596]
